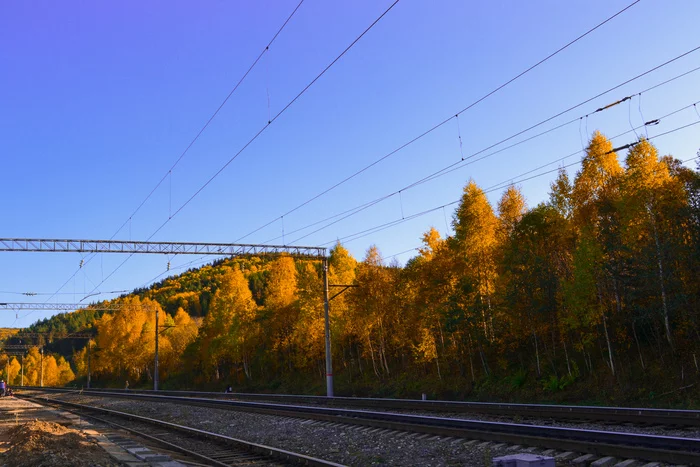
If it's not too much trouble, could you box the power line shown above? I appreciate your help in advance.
[320,115,700,248]
[274,74,700,245]
[266,51,700,245]
[32,1,307,322]
[137,254,226,290]
[112,0,306,238]
[78,0,402,300]
[235,0,645,243]
[0,290,126,297]
[261,64,700,244]
[378,137,700,264]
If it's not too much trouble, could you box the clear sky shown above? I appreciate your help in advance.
[1,1,699,328]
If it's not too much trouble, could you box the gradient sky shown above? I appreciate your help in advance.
[1,1,699,328]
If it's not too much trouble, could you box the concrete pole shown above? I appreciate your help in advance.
[154,307,159,391]
[87,341,91,389]
[40,348,44,387]
[21,355,23,387]
[323,257,333,397]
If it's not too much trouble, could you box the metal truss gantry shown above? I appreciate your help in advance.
[0,238,326,259]
[0,237,337,397]
[0,303,121,312]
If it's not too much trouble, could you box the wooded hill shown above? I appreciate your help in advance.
[5,133,700,406]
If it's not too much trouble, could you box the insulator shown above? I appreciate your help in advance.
[167,262,170,271]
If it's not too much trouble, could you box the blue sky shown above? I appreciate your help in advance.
[1,1,699,328]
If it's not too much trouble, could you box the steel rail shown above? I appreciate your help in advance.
[21,388,700,464]
[30,386,700,427]
[19,393,344,467]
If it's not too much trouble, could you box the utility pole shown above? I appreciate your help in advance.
[20,355,23,387]
[40,348,44,387]
[86,340,91,389]
[323,257,333,397]
[154,307,159,391]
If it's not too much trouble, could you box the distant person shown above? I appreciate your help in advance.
[125,380,129,390]
[225,385,233,394]
[0,380,5,397]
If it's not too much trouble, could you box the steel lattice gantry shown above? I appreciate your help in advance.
[0,303,122,311]
[0,238,326,259]
[0,237,337,397]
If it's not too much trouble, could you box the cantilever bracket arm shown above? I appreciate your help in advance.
[328,284,358,302]
[158,325,176,335]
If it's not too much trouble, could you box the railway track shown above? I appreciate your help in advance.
[20,387,700,464]
[23,386,700,427]
[18,392,344,467]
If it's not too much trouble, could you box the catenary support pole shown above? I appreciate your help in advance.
[323,257,333,397]
[87,340,91,389]
[21,355,23,387]
[154,307,159,391]
[40,348,43,387]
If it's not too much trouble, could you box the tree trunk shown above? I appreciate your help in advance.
[598,289,615,376]
[562,336,572,377]
[649,206,673,350]
[632,322,645,371]
[467,335,476,381]
[367,336,380,378]
[533,330,541,377]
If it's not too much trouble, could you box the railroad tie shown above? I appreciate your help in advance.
[591,457,618,467]
[613,460,639,467]
[572,453,598,465]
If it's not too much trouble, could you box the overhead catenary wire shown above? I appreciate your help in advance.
[264,77,700,245]
[319,118,700,248]
[77,0,402,300]
[380,142,700,264]
[17,1,307,325]
[639,93,649,138]
[241,45,700,244]
[0,290,127,296]
[234,0,647,243]
[110,0,306,239]
[137,254,224,291]
[264,89,700,245]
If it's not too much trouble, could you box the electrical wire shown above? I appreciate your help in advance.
[318,116,700,248]
[0,290,126,296]
[77,0,402,300]
[16,2,307,325]
[242,46,700,243]
[234,0,648,243]
[268,79,700,245]
[258,54,700,243]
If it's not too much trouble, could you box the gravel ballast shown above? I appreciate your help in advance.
[29,391,696,466]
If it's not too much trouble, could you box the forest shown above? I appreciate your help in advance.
[4,132,700,405]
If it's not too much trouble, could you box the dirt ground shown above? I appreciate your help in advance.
[0,420,120,467]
